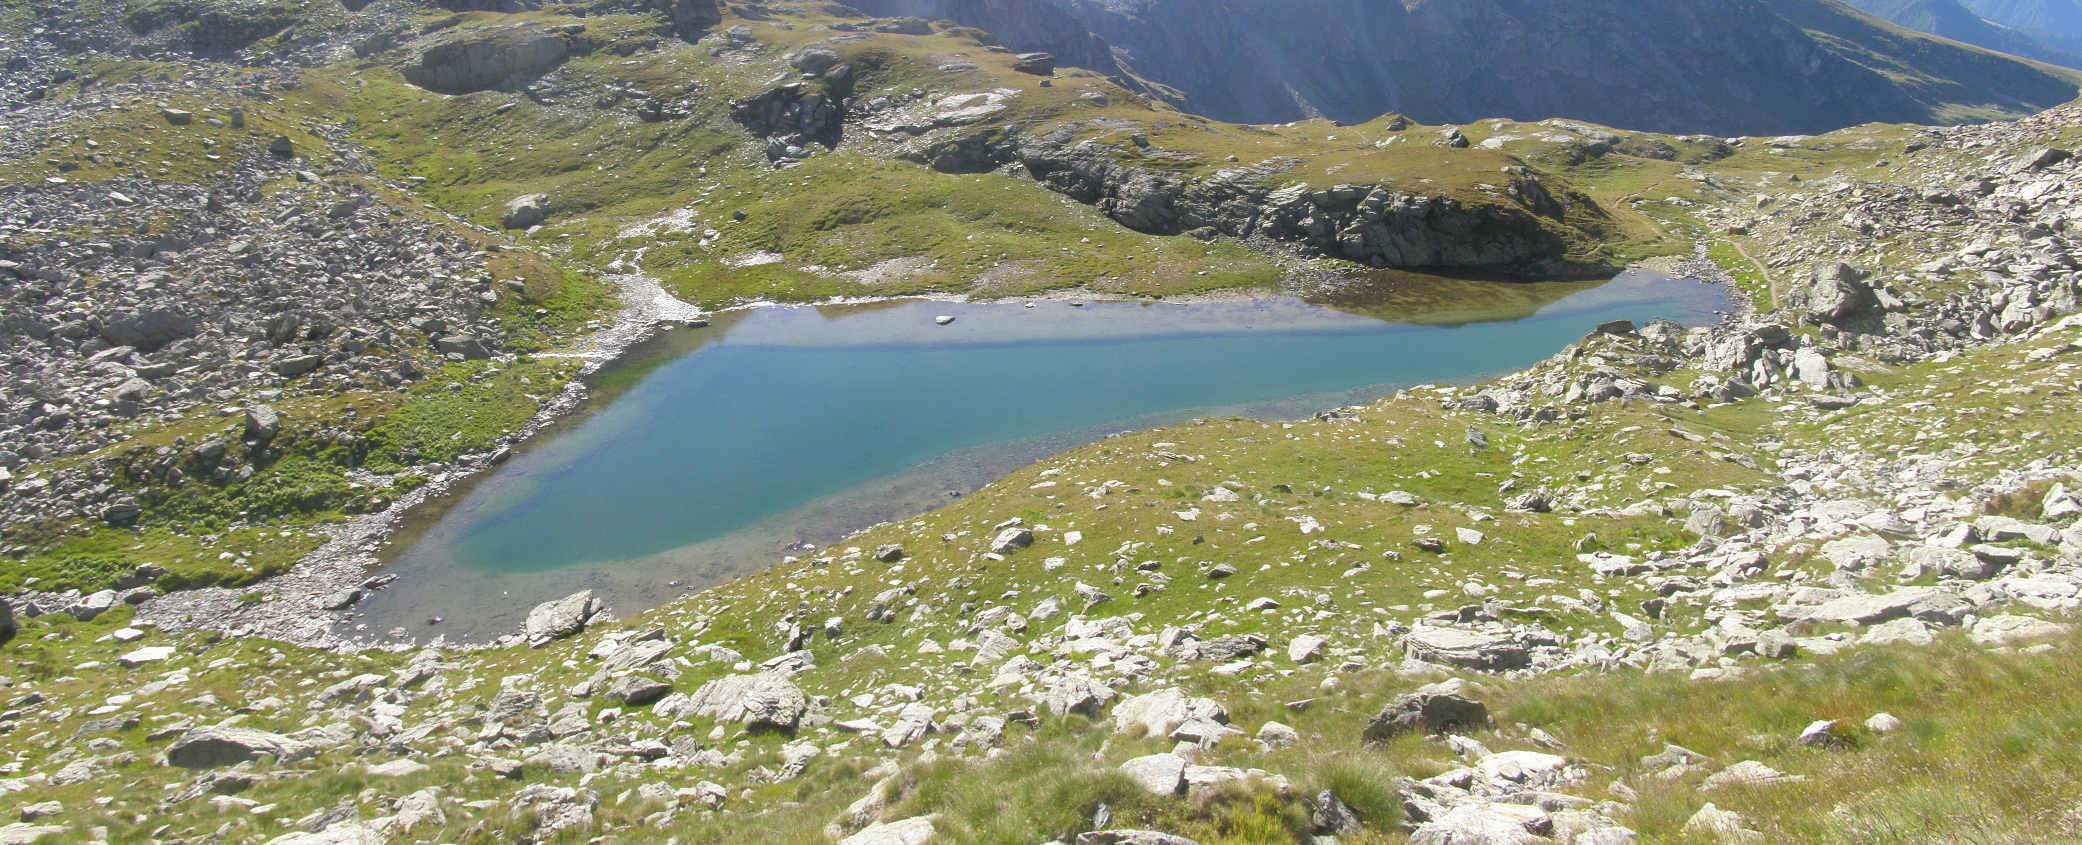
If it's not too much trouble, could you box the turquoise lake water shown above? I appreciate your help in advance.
[347,270,1730,642]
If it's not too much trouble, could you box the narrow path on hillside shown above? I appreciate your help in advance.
[1730,238,1777,309]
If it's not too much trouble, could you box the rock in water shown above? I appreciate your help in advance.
[524,590,599,645]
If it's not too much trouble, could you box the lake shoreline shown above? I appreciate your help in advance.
[134,259,1740,652]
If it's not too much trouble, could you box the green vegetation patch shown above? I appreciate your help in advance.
[364,357,579,469]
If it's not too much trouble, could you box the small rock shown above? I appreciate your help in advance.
[1797,719,1847,748]
[990,527,1033,554]
[117,645,174,667]
[1255,721,1299,750]
[1971,614,2070,646]
[1119,753,1187,796]
[1288,634,1326,664]
[1700,760,1805,791]
[1682,802,1761,842]
[838,814,938,845]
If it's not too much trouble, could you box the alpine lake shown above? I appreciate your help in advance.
[348,269,1732,642]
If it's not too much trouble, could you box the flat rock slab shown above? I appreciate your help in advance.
[1797,587,1939,625]
[838,815,937,845]
[1120,752,1187,796]
[1410,802,1548,845]
[1971,614,2071,646]
[1404,627,1530,670]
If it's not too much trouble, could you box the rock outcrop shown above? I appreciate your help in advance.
[909,132,1590,275]
[165,726,309,768]
[404,24,582,94]
[733,82,848,162]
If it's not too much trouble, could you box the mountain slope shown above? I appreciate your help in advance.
[1964,0,2082,52]
[1042,0,2081,134]
[831,0,1128,80]
[1845,0,2081,64]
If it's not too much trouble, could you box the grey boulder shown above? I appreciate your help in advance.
[502,193,551,229]
[524,590,600,645]
[165,726,309,768]
[1364,680,1491,742]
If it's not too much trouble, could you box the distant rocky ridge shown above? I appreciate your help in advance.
[1031,0,2081,134]
[1844,0,2081,67]
[1968,0,2082,45]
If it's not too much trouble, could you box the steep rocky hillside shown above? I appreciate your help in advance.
[6,0,2082,843]
[1846,0,2082,66]
[1042,0,2081,134]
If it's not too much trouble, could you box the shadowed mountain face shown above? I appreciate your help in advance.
[1845,0,2079,67]
[973,0,2077,135]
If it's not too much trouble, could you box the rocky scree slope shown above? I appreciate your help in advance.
[6,44,2082,844]
[0,39,623,608]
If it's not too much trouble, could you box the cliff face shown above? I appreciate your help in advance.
[1048,0,2081,134]
[911,131,1594,276]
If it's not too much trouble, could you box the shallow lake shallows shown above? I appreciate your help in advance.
[351,270,1730,641]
